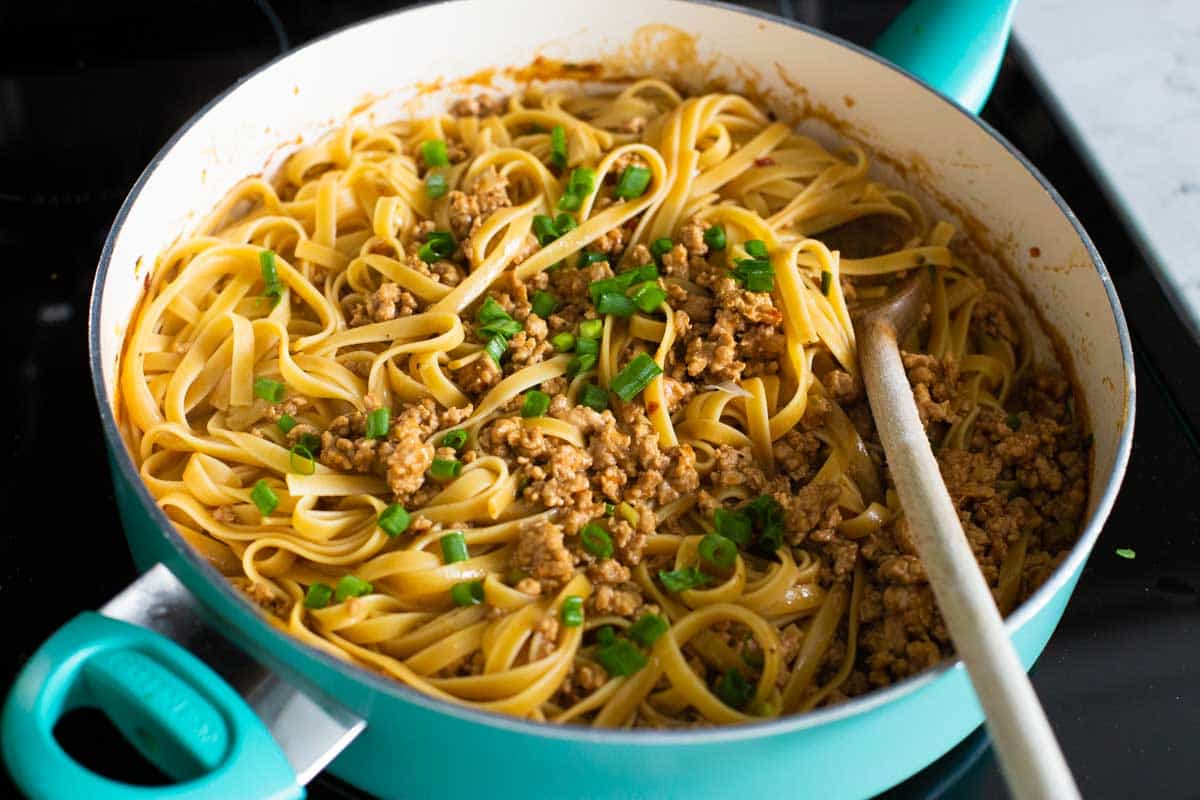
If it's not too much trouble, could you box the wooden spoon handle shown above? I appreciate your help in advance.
[858,319,1080,800]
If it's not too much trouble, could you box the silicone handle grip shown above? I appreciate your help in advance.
[2,612,302,800]
[874,0,1018,113]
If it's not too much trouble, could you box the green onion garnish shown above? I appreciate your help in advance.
[1115,548,1136,560]
[533,214,559,245]
[595,638,647,676]
[484,335,508,364]
[731,258,775,293]
[521,390,551,418]
[379,504,411,537]
[575,339,600,360]
[596,625,616,646]
[260,250,283,304]
[579,318,604,340]
[476,296,510,324]
[579,251,609,266]
[430,458,462,480]
[596,291,637,317]
[630,283,666,313]
[604,502,615,516]
[304,583,333,609]
[587,264,658,303]
[479,318,523,338]
[627,614,668,647]
[658,566,712,593]
[611,353,663,402]
[1006,414,1021,431]
[568,353,597,376]
[296,432,321,453]
[699,532,737,568]
[614,165,652,199]
[650,237,673,261]
[744,239,768,258]
[365,407,390,439]
[554,213,577,235]
[569,167,596,195]
[715,668,751,709]
[335,574,373,602]
[580,523,614,559]
[440,531,469,563]
[579,384,609,412]
[550,332,576,352]
[289,444,316,475]
[451,580,485,606]
[425,173,448,199]
[421,139,449,168]
[704,225,726,251]
[254,377,285,403]
[560,595,585,627]
[277,413,297,434]
[557,191,582,212]
[744,494,786,554]
[820,270,832,296]
[417,231,455,262]
[440,429,468,451]
[550,125,568,169]
[531,291,558,319]
[250,480,278,516]
[713,508,752,547]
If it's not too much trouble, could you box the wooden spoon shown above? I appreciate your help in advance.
[853,273,1080,800]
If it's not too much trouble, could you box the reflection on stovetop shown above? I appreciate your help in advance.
[1,1,1195,798]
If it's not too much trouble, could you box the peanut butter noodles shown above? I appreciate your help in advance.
[119,81,1089,727]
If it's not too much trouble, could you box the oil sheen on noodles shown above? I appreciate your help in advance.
[119,80,1025,727]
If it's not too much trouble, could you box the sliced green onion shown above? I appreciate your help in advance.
[569,167,596,194]
[277,413,297,434]
[430,458,462,480]
[744,494,786,554]
[250,480,278,517]
[440,531,469,564]
[296,432,321,453]
[531,291,558,319]
[533,214,559,245]
[334,574,373,602]
[713,508,752,547]
[658,566,712,593]
[421,139,449,168]
[630,283,666,313]
[254,377,285,403]
[557,191,582,212]
[289,444,316,475]
[260,249,283,304]
[554,213,577,236]
[579,250,609,266]
[1006,414,1021,431]
[560,595,585,627]
[578,318,604,340]
[574,340,600,364]
[744,239,768,258]
[820,270,832,296]
[550,125,568,169]
[476,296,511,325]
[650,237,673,261]
[704,225,726,251]
[1115,547,1136,560]
[596,625,616,646]
[627,614,668,647]
[588,264,658,303]
[579,384,609,413]
[731,258,775,293]
[303,583,333,609]
[567,352,597,376]
[479,317,523,338]
[595,638,647,676]
[378,504,411,537]
[699,532,737,568]
[425,173,448,199]
[611,353,663,402]
[596,291,637,317]
[365,407,390,439]
[614,165,652,199]
[715,668,751,709]
[580,523,614,559]
[521,390,551,418]
[440,429,468,451]
[550,332,576,352]
[451,580,485,606]
[418,231,455,262]
[484,335,508,364]
[604,502,615,516]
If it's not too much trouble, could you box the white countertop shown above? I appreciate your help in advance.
[1015,0,1200,333]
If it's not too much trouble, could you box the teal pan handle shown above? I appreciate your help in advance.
[873,0,1019,113]
[2,611,301,800]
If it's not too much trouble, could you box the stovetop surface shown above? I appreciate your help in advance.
[2,2,1196,798]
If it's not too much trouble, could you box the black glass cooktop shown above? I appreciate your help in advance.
[2,2,1195,798]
